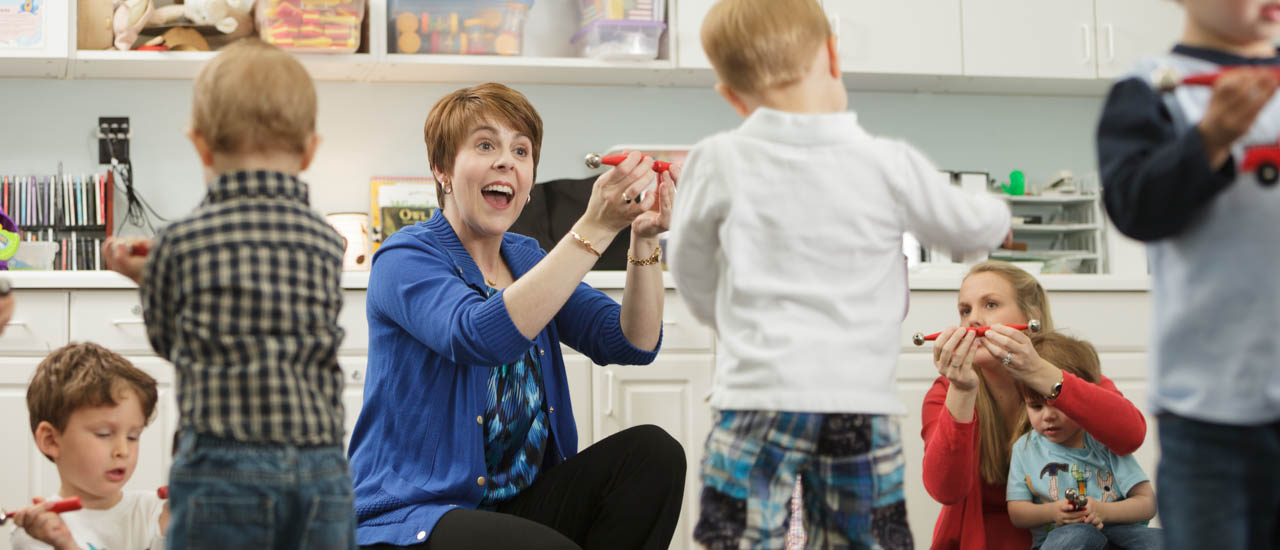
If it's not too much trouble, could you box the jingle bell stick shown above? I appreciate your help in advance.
[1153,66,1280,92]
[584,153,672,173]
[0,497,82,525]
[911,319,1042,346]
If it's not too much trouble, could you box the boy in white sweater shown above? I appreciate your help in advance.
[667,0,1010,546]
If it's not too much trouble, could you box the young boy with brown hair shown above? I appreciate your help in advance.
[667,0,1011,547]
[1006,333,1159,550]
[102,39,353,549]
[11,342,166,550]
[1097,1,1280,548]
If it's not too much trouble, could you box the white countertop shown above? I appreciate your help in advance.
[2,270,1149,291]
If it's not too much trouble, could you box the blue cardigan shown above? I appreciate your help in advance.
[348,212,660,546]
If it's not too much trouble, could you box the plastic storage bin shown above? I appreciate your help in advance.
[572,19,664,60]
[389,0,532,55]
[256,0,367,54]
[10,241,58,270]
[579,0,665,24]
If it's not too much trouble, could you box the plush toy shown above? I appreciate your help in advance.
[112,0,153,50]
[153,0,256,35]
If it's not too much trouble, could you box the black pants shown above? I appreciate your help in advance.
[362,425,687,550]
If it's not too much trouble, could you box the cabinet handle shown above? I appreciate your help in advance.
[604,370,615,417]
[111,319,146,326]
[4,320,28,328]
[1104,23,1115,62]
[1079,24,1093,64]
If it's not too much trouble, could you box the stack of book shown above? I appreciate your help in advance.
[1,172,115,270]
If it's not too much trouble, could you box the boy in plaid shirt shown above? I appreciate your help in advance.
[104,39,353,550]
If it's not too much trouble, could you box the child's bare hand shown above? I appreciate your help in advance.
[1050,498,1089,526]
[1081,497,1106,530]
[1198,67,1280,168]
[103,237,152,285]
[13,497,78,550]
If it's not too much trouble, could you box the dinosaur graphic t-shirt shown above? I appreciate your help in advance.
[1006,430,1149,539]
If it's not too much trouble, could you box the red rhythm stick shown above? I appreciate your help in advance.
[1154,67,1280,92]
[584,153,672,173]
[157,486,168,500]
[911,320,1042,346]
[129,242,149,256]
[1,497,83,524]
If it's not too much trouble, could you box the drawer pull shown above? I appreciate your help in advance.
[110,319,146,326]
[4,320,28,328]
[604,370,615,417]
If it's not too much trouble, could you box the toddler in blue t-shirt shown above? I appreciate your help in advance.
[1006,332,1161,550]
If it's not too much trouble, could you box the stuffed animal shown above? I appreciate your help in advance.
[180,0,256,34]
[112,0,153,50]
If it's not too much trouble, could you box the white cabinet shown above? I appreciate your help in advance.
[824,0,963,75]
[1094,0,1184,79]
[962,0,1098,79]
[340,356,368,451]
[593,355,714,550]
[674,0,714,70]
[1,291,68,355]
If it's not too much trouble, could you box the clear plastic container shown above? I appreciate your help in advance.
[388,0,532,55]
[256,0,367,54]
[10,241,58,270]
[571,19,664,60]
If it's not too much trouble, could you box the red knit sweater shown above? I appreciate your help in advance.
[920,373,1147,550]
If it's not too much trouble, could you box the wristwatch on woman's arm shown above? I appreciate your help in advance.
[1046,371,1064,401]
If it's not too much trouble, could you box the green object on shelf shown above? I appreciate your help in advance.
[1002,170,1026,196]
[0,229,17,261]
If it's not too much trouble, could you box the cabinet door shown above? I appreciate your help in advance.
[120,358,178,496]
[339,356,367,452]
[1095,0,1184,79]
[593,355,714,550]
[962,0,1097,78]
[675,0,715,70]
[825,0,962,75]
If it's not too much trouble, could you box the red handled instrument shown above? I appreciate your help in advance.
[584,153,672,173]
[157,486,168,500]
[1153,66,1280,92]
[911,319,1041,346]
[1,496,83,525]
[130,242,149,256]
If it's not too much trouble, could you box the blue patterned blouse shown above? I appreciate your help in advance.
[478,286,550,507]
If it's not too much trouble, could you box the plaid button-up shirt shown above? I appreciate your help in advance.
[142,170,346,446]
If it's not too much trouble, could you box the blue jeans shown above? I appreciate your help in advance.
[166,430,356,550]
[1157,413,1280,550]
[1037,523,1161,550]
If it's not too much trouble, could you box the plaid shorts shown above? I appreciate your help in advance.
[694,410,913,550]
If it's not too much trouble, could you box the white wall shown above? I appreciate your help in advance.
[0,78,1106,234]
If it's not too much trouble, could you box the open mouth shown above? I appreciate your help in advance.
[106,468,126,482]
[481,183,515,210]
[1265,3,1280,22]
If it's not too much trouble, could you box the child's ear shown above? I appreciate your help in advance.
[826,34,841,79]
[300,134,321,172]
[185,128,215,168]
[714,83,751,117]
[33,421,62,462]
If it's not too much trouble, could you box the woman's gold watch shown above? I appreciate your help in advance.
[1046,372,1064,401]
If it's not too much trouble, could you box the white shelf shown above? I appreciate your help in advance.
[69,50,379,81]
[1012,223,1100,233]
[370,54,709,86]
[990,250,1099,261]
[1000,194,1100,204]
[0,53,67,78]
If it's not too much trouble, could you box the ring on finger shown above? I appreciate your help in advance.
[1002,352,1013,366]
[621,192,631,203]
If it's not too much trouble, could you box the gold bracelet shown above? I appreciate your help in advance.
[628,245,662,266]
[568,231,602,257]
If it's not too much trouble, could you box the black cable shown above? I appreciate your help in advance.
[103,132,166,234]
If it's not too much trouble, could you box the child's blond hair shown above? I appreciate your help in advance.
[27,342,158,461]
[700,0,831,94]
[191,38,317,156]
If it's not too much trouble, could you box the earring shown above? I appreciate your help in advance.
[442,181,452,194]
[527,194,532,204]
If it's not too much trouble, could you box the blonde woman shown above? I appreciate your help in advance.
[920,261,1147,550]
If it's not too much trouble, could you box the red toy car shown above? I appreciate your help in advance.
[1241,140,1280,185]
